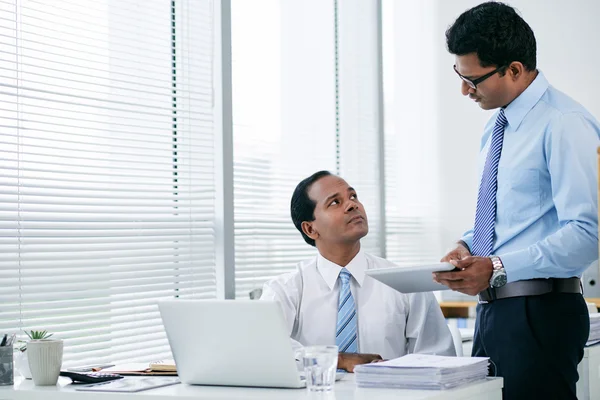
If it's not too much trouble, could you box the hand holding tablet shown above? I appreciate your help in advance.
[365,263,456,293]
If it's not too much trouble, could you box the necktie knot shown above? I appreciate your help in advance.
[339,268,351,285]
[496,108,508,129]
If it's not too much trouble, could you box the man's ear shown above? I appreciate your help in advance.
[301,221,319,241]
[508,61,524,81]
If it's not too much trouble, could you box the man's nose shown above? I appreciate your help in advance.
[461,81,475,96]
[345,201,358,212]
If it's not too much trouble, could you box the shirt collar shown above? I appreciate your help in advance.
[503,70,549,131]
[317,249,367,290]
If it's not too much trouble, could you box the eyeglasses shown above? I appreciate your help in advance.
[453,65,507,89]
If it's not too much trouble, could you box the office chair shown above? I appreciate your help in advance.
[447,324,464,357]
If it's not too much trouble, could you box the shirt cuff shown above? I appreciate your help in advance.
[497,248,532,283]
[460,235,473,253]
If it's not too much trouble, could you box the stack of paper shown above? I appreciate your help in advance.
[587,314,600,346]
[354,354,489,390]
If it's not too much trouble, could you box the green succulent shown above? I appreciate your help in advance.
[18,330,54,352]
[24,330,53,340]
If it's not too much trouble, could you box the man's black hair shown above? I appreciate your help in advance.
[290,170,332,247]
[446,2,536,71]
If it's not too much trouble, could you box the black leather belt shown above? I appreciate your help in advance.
[478,277,582,303]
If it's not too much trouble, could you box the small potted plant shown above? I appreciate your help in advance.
[24,329,63,386]
[14,330,54,380]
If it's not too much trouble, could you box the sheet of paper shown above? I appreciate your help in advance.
[102,363,149,373]
[365,354,488,369]
[75,377,180,392]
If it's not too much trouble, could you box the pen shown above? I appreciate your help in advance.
[0,334,7,347]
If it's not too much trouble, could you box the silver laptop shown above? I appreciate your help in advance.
[159,299,307,388]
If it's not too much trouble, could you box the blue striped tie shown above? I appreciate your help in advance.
[472,109,508,257]
[335,268,358,353]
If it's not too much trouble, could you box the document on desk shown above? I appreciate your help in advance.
[102,362,177,376]
[75,377,180,392]
[354,354,490,390]
[366,354,486,369]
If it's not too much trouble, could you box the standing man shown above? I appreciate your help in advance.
[434,2,600,399]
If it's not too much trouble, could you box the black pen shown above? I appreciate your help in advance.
[0,334,7,347]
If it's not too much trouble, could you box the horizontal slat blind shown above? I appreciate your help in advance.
[382,0,442,266]
[231,0,337,298]
[337,0,383,257]
[0,0,217,366]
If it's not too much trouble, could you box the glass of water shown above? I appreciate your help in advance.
[302,345,338,392]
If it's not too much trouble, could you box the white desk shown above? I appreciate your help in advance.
[2,376,503,400]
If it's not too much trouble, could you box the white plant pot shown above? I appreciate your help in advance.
[14,351,32,379]
[27,339,63,386]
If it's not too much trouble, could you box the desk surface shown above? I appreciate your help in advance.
[440,298,600,318]
[2,376,503,400]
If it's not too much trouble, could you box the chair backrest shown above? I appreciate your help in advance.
[447,324,464,357]
[249,288,263,300]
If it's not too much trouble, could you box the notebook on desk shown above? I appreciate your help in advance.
[150,359,177,372]
[102,361,177,376]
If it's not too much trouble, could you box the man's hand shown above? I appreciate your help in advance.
[338,353,382,373]
[433,256,493,296]
[440,242,472,263]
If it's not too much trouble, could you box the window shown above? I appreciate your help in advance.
[231,0,338,298]
[231,0,387,297]
[381,0,442,266]
[0,0,218,366]
[0,0,452,365]
[336,0,385,257]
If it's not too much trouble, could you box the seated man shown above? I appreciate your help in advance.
[261,171,455,372]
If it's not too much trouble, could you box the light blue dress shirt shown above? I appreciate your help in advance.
[462,71,600,283]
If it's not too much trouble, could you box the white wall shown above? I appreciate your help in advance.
[435,0,600,249]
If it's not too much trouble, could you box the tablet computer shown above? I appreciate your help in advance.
[365,263,456,293]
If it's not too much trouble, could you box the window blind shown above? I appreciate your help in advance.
[0,0,217,366]
[231,0,337,298]
[381,0,442,266]
[336,0,384,258]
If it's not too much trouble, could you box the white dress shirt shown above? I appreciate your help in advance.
[261,250,455,359]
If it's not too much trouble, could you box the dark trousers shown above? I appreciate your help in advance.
[472,292,589,400]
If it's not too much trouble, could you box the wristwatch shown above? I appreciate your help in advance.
[489,255,507,288]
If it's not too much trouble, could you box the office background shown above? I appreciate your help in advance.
[0,0,599,367]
